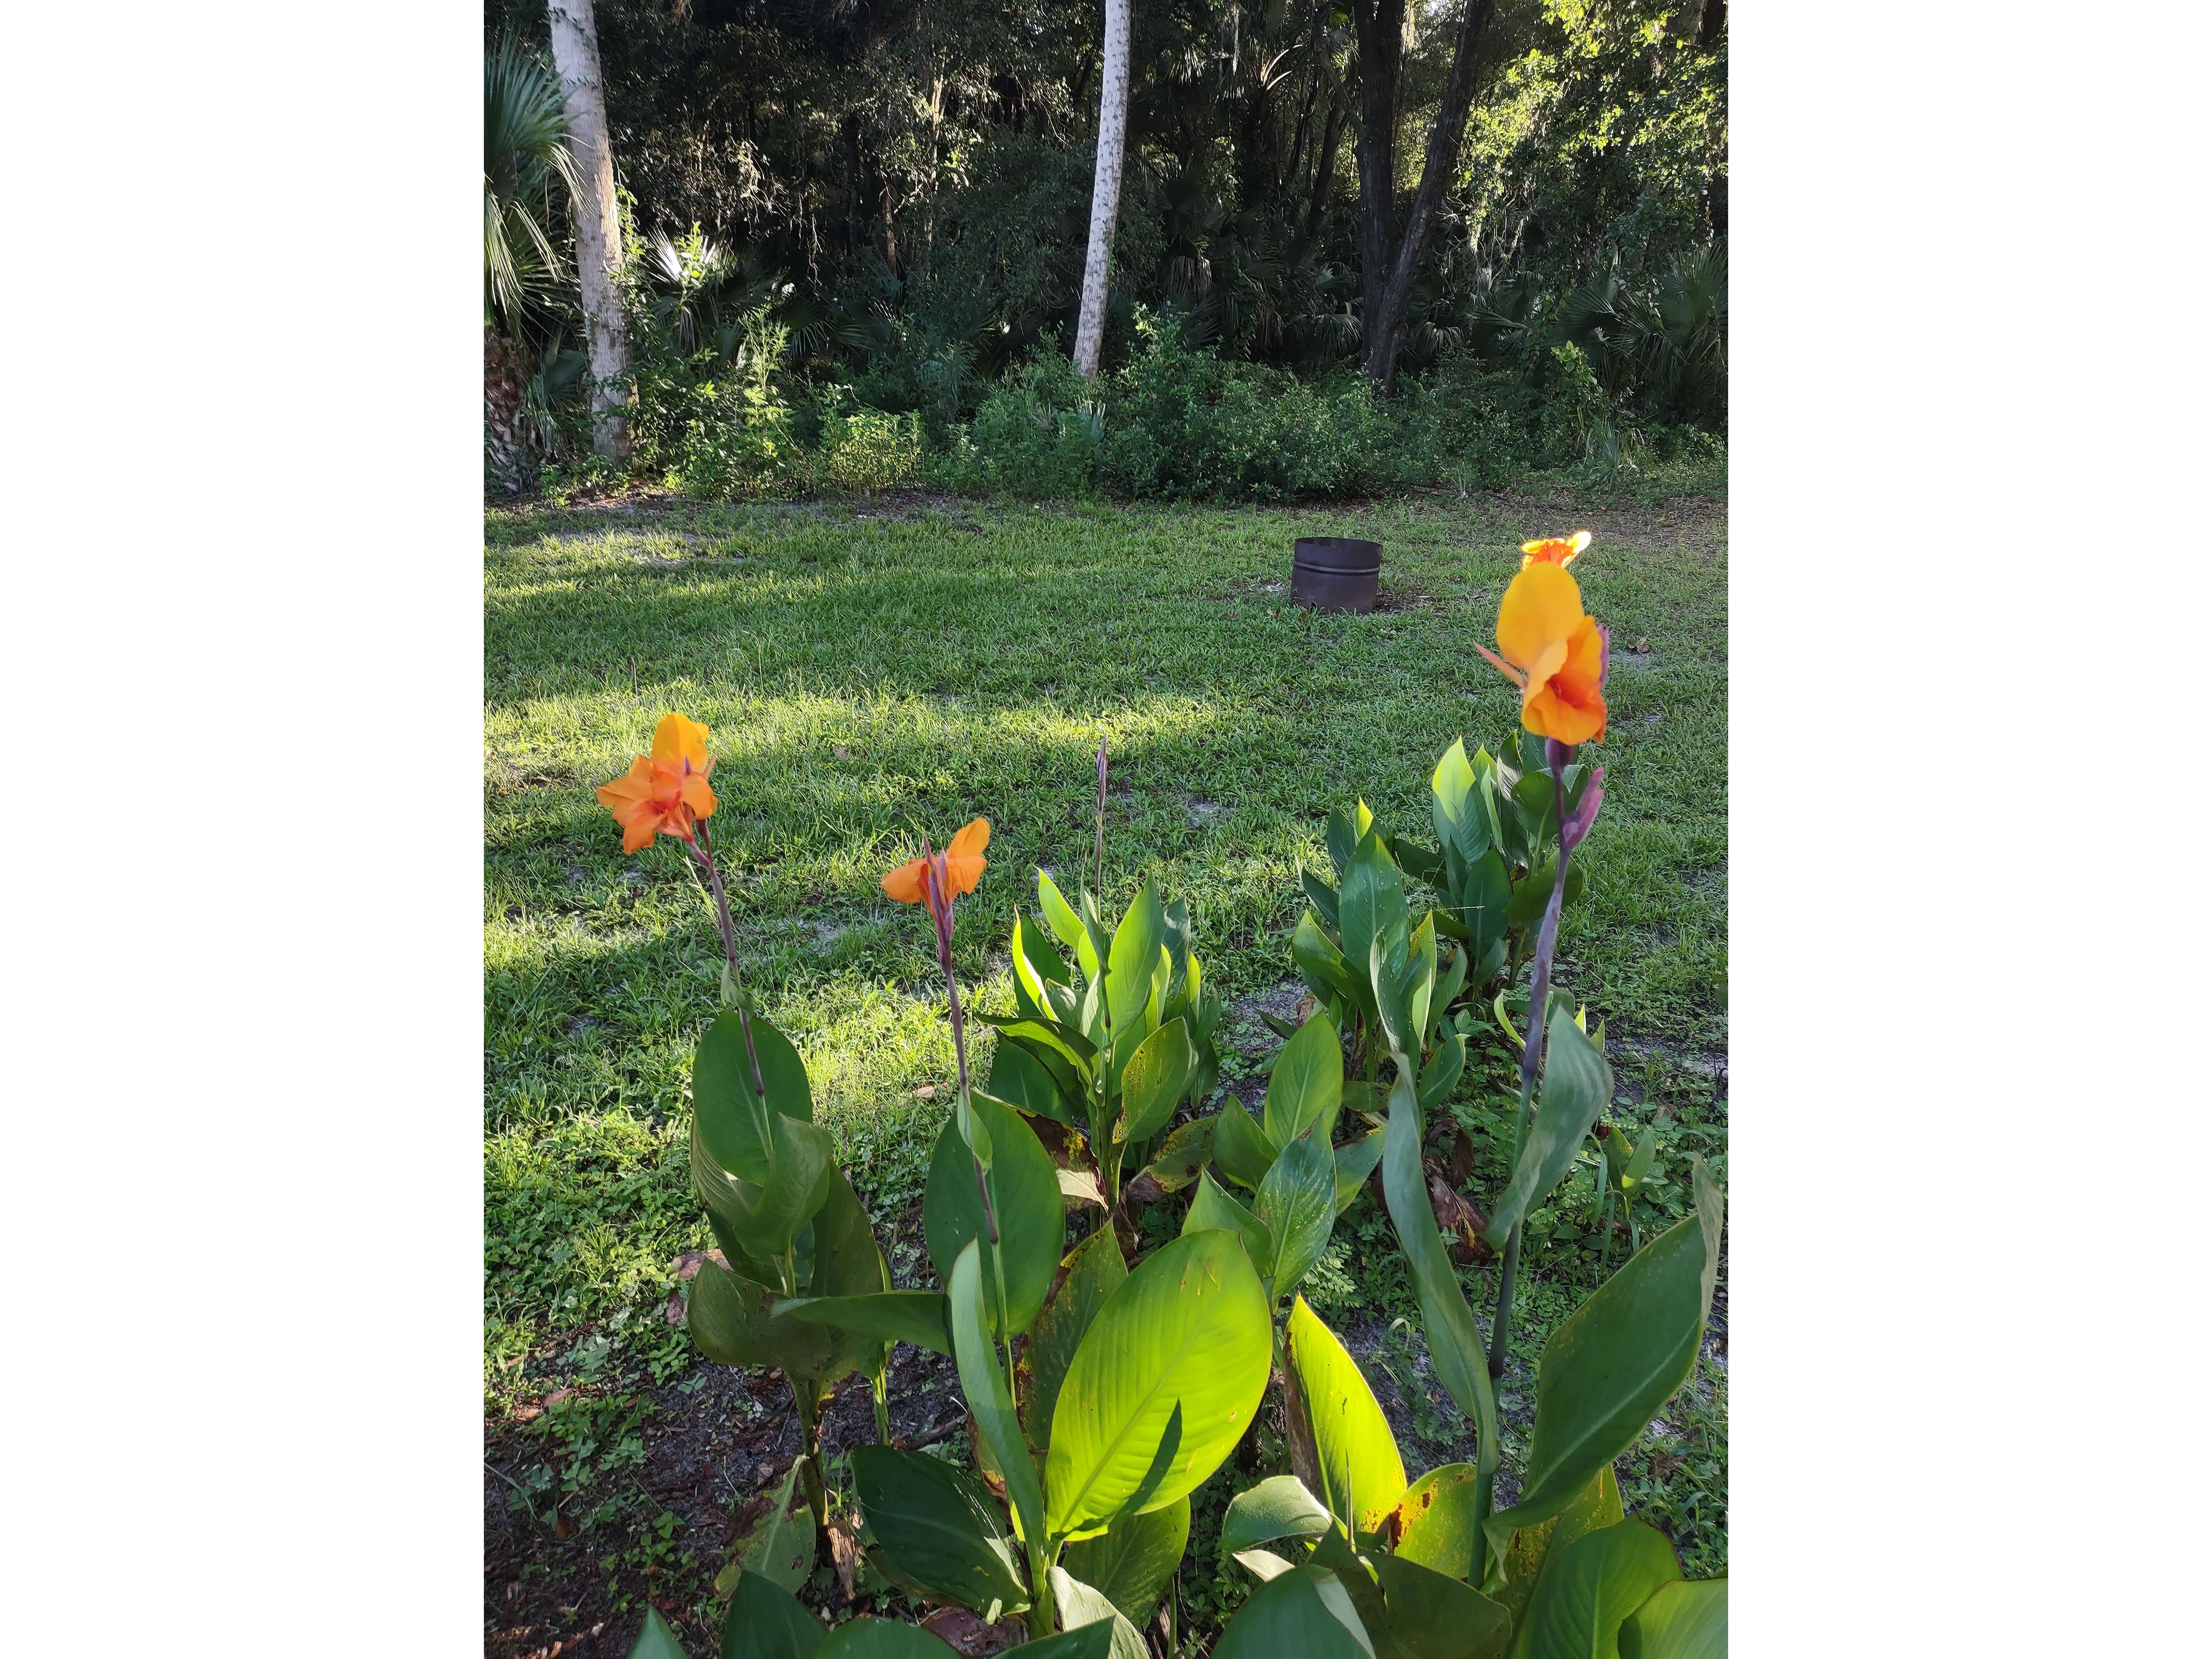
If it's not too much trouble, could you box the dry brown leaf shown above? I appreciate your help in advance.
[915,1084,938,1100]
[827,1518,860,1603]
[832,743,849,759]
[919,1606,1028,1655]
[1428,1169,1494,1266]
[1123,1170,1166,1207]
[666,1249,727,1282]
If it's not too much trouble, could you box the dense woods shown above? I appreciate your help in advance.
[485,0,1726,494]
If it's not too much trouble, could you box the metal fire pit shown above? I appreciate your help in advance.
[1292,537,1382,613]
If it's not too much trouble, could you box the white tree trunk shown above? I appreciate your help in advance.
[1072,0,1131,380]
[547,0,632,460]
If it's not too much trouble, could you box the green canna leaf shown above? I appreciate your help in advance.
[1045,1228,1271,1539]
[1510,1521,1681,1659]
[1281,1296,1406,1538]
[1616,1579,1726,1659]
[1261,1014,1344,1147]
[923,1092,1063,1340]
[848,1445,1029,1616]
[1060,1494,1190,1628]
[1483,1008,1614,1248]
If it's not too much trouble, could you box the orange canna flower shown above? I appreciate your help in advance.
[1521,530,1592,571]
[597,713,718,854]
[1475,564,1608,745]
[883,817,990,933]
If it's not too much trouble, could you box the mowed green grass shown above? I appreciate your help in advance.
[483,488,1728,1570]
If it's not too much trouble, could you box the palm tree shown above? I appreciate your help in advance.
[1071,0,1131,379]
[547,0,634,460]
[484,38,578,332]
[485,39,578,489]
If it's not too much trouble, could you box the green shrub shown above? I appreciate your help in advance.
[807,392,925,495]
[954,349,1100,499]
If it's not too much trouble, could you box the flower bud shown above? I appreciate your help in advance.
[1560,766,1606,853]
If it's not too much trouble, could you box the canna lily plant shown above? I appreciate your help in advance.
[772,784,1270,1643]
[597,715,892,1551]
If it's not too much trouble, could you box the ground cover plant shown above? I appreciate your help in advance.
[485,490,1726,1657]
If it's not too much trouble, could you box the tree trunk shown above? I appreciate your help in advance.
[547,0,632,461]
[1350,0,1494,392]
[484,327,530,494]
[1072,0,1132,379]
[1349,0,1405,369]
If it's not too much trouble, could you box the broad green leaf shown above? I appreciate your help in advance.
[1484,1197,1719,1547]
[739,1460,814,1594]
[1014,910,1073,988]
[807,1167,896,1381]
[923,1093,1063,1339]
[1324,807,1361,882]
[1373,1553,1511,1659]
[721,1567,825,1659]
[1282,1296,1406,1537]
[1494,1467,1624,1634]
[1212,1097,1280,1190]
[1453,850,1513,956]
[1061,1494,1190,1627]
[1417,1031,1465,1112]
[1185,1170,1274,1288]
[1211,1567,1376,1659]
[1387,1463,1483,1581]
[1118,1017,1194,1144]
[687,1255,832,1380]
[1048,1568,1150,1659]
[1430,739,1488,858]
[1369,920,1422,1062]
[1262,1014,1345,1147]
[1302,866,1343,930]
[1220,1473,1333,1553]
[814,1620,967,1659]
[1511,1521,1681,1659]
[1333,1128,1386,1213]
[693,1011,814,1182]
[1293,911,1359,1006]
[1617,1579,1725,1659]
[1407,914,1439,1052]
[1005,1625,1114,1659]
[1105,881,1167,1032]
[628,1606,688,1659]
[1140,1118,1214,1192]
[1019,1227,1128,1455]
[775,1291,950,1355]
[987,1037,1074,1128]
[1338,832,1407,1010]
[1046,1228,1271,1538]
[948,1239,1047,1548]
[974,1014,1098,1071]
[688,1109,836,1272]
[1039,870,1097,974]
[1234,1547,1298,1581]
[1254,1137,1338,1300]
[1483,1009,1614,1246]
[1380,1077,1499,1473]
[849,1445,1028,1615]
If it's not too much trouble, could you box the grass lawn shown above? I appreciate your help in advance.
[483,486,1728,1657]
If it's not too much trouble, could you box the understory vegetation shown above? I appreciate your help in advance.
[484,493,1726,1656]
[484,0,1726,503]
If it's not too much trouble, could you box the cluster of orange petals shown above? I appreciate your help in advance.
[1520,530,1592,570]
[597,713,718,854]
[1479,536,1608,745]
[883,817,990,930]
